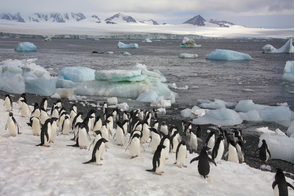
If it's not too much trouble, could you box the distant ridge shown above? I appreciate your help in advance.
[183,15,206,26]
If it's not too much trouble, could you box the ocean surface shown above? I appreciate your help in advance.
[0,38,293,116]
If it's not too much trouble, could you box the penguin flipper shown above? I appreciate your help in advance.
[146,169,155,173]
[272,181,278,189]
[83,158,95,164]
[209,157,217,166]
[27,122,32,127]
[287,182,294,190]
[267,149,271,158]
[190,156,200,164]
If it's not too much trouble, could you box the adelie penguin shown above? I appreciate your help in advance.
[36,118,51,147]
[175,141,187,168]
[83,138,108,166]
[212,135,225,164]
[4,94,12,112]
[5,112,21,137]
[190,146,217,179]
[272,168,294,196]
[27,116,41,136]
[146,144,166,175]
[255,139,271,163]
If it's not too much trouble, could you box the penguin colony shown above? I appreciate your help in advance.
[2,94,294,194]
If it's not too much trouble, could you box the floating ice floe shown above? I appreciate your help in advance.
[168,83,189,90]
[256,127,294,163]
[14,42,37,52]
[262,38,294,54]
[178,53,198,59]
[235,100,268,112]
[206,49,253,61]
[73,64,177,104]
[118,41,139,49]
[123,52,131,56]
[142,38,152,43]
[107,51,114,54]
[181,105,206,118]
[180,37,201,48]
[199,99,237,109]
[282,61,294,83]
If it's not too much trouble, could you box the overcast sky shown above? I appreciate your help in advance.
[0,0,294,28]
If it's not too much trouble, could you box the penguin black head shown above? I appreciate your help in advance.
[9,112,13,117]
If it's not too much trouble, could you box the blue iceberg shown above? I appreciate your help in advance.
[118,41,139,49]
[206,49,253,61]
[0,72,25,94]
[14,42,37,52]
[59,67,95,83]
[282,61,294,83]
[262,38,294,54]
[25,76,57,96]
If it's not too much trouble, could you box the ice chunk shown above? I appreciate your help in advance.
[123,52,131,56]
[54,88,74,99]
[95,69,145,82]
[150,96,171,107]
[59,67,95,83]
[178,53,198,59]
[136,91,158,102]
[180,37,201,48]
[257,127,294,163]
[107,51,114,54]
[235,100,268,112]
[181,106,206,118]
[282,61,294,83]
[168,83,189,90]
[142,38,152,43]
[117,102,129,111]
[0,59,23,74]
[192,107,243,126]
[25,76,57,96]
[21,63,50,77]
[56,78,79,88]
[14,42,37,52]
[199,99,237,109]
[0,72,25,94]
[262,38,294,54]
[239,110,263,122]
[107,97,118,105]
[286,123,294,137]
[258,106,294,122]
[206,49,253,61]
[118,41,138,49]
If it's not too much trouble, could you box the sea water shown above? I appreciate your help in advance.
[0,38,293,113]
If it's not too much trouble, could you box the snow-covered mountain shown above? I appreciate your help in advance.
[183,15,206,26]
[183,15,236,27]
[0,12,25,23]
[209,19,235,27]
[105,13,159,25]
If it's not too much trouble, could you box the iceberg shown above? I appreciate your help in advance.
[192,107,243,126]
[257,127,294,163]
[235,100,268,112]
[178,53,198,59]
[180,37,201,48]
[118,41,139,49]
[123,52,131,56]
[136,91,158,102]
[206,49,253,61]
[142,38,152,43]
[262,38,294,54]
[258,106,294,122]
[282,61,294,83]
[14,42,37,52]
[59,67,95,83]
[25,76,57,96]
[0,72,25,94]
[181,106,206,118]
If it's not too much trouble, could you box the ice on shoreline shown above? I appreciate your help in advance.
[118,41,139,49]
[180,37,201,48]
[206,49,253,61]
[262,38,294,54]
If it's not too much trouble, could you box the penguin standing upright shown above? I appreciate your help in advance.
[17,93,26,110]
[83,138,108,165]
[61,115,71,135]
[36,118,51,147]
[141,120,151,143]
[146,144,166,175]
[160,135,170,159]
[272,168,294,196]
[31,103,40,118]
[19,100,31,118]
[51,106,60,119]
[170,130,181,153]
[5,112,21,136]
[78,122,89,149]
[27,116,41,136]
[205,130,215,152]
[236,138,245,163]
[160,121,169,136]
[188,129,198,154]
[114,121,125,146]
[40,108,49,124]
[212,135,225,164]
[40,98,48,111]
[190,146,217,179]
[175,141,187,168]
[256,139,271,163]
[224,140,239,163]
[49,118,58,143]
[4,94,12,112]
[93,116,102,135]
[100,123,110,148]
[127,133,144,159]
[150,128,161,154]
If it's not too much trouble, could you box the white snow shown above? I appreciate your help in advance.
[262,38,294,53]
[0,99,293,196]
[206,49,253,61]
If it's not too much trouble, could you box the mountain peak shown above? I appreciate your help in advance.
[105,13,137,24]
[183,15,206,26]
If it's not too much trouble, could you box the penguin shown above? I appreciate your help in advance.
[58,111,67,130]
[205,130,215,152]
[141,119,151,143]
[69,104,77,127]
[184,122,193,137]
[236,138,245,163]
[170,129,181,153]
[40,108,49,124]
[272,168,294,196]
[77,122,89,149]
[93,116,102,135]
[83,138,108,165]
[224,140,239,163]
[50,106,60,119]
[159,135,170,159]
[190,146,217,179]
[100,123,110,148]
[71,112,83,140]
[126,133,144,159]
[122,119,129,136]
[89,130,102,151]
[106,114,114,134]
[40,98,48,111]
[36,118,51,147]
[160,121,169,136]
[102,102,108,117]
[145,110,152,126]
[31,103,40,118]
[211,135,225,164]
[61,115,71,135]
[175,141,187,168]
[53,99,62,111]
[4,94,12,112]
[188,129,198,154]
[255,139,271,163]
[27,116,41,136]
[17,93,26,110]
[233,128,246,144]
[87,109,96,132]
[114,121,125,146]
[146,144,166,175]
[5,112,21,136]
[49,117,58,143]
[150,127,161,154]
[19,99,31,118]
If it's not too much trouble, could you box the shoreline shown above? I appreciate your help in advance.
[0,90,293,176]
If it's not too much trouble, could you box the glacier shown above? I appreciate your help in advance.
[206,49,253,61]
[117,41,139,49]
[282,61,294,83]
[262,38,294,54]
[14,42,37,52]
[180,37,201,48]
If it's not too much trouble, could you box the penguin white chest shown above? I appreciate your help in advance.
[151,134,160,153]
[228,145,239,163]
[7,118,17,136]
[116,127,125,145]
[62,119,71,135]
[155,150,166,174]
[79,128,88,148]
[215,141,225,163]
[95,143,106,164]
[176,145,187,165]
[189,133,198,150]
[129,137,140,157]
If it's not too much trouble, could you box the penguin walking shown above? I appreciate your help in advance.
[175,141,187,168]
[114,121,125,146]
[146,144,166,175]
[190,146,217,179]
[19,100,31,118]
[5,112,21,136]
[36,118,51,147]
[61,116,71,135]
[272,168,294,196]
[256,139,271,163]
[170,130,181,153]
[224,140,239,163]
[27,116,41,136]
[150,128,161,154]
[83,138,108,166]
[126,133,145,159]
[212,135,225,164]
[3,94,13,112]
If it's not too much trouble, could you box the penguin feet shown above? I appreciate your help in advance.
[44,145,50,147]
[130,155,138,159]
[97,163,102,166]
[100,158,103,160]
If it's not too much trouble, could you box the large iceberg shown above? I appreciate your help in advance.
[262,38,294,54]
[206,49,253,61]
[14,42,37,52]
[180,37,201,48]
[282,61,294,83]
[118,41,139,49]
[59,67,95,83]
